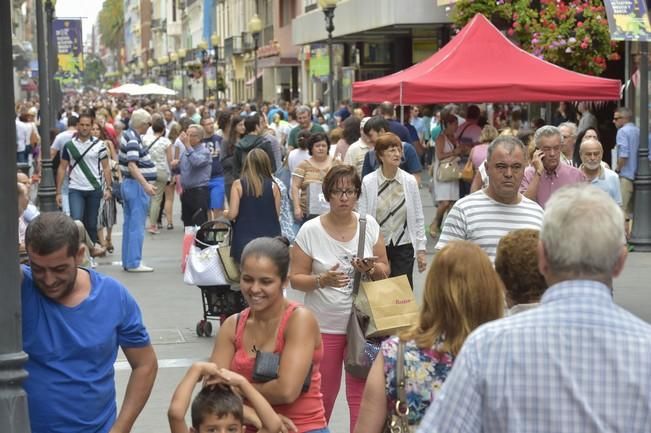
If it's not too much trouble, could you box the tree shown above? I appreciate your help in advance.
[452,0,618,75]
[98,0,124,52]
[82,54,107,87]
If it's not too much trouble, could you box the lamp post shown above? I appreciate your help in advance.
[248,14,263,107]
[630,44,651,250]
[147,58,155,80]
[319,0,338,129]
[169,53,177,88]
[178,48,187,99]
[197,40,208,102]
[36,0,57,212]
[1,0,30,429]
[211,33,220,107]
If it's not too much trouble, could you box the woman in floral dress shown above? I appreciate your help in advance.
[354,241,505,432]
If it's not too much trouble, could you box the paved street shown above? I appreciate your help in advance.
[102,186,651,433]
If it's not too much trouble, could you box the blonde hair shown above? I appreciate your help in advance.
[241,148,273,198]
[400,241,504,354]
[479,125,499,144]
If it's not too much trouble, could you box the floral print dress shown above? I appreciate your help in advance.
[382,335,454,426]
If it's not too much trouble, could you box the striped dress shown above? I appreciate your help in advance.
[435,189,544,262]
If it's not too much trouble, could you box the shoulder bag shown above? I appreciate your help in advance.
[217,226,241,283]
[383,340,411,433]
[436,156,461,182]
[460,157,475,183]
[344,216,382,379]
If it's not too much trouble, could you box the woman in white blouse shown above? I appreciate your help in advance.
[358,132,427,289]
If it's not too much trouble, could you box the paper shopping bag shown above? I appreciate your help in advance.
[355,275,419,338]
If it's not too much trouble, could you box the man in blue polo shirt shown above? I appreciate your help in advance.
[21,212,157,433]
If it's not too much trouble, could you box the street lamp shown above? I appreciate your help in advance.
[248,14,263,106]
[169,52,178,87]
[319,0,338,128]
[177,48,187,98]
[211,33,220,106]
[197,40,208,101]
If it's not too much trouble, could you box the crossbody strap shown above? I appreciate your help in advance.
[65,138,102,190]
[395,340,409,421]
[351,216,367,298]
[146,136,161,152]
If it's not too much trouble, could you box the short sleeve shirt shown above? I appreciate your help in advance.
[294,213,380,334]
[287,123,325,148]
[61,136,108,191]
[21,266,150,433]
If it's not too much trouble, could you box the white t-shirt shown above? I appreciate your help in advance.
[288,148,310,174]
[142,134,171,177]
[294,213,380,334]
[16,119,32,152]
[62,136,108,191]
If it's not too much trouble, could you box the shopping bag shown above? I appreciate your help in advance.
[344,305,382,380]
[355,275,419,338]
[436,157,461,182]
[181,226,199,273]
[184,244,228,286]
[460,158,475,183]
[307,182,330,216]
[218,244,240,283]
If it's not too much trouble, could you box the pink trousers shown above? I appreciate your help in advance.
[319,333,366,432]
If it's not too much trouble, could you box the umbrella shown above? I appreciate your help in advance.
[107,83,143,95]
[131,83,177,96]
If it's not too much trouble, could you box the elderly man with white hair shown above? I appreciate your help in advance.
[558,121,579,166]
[119,108,157,272]
[418,183,651,433]
[579,137,622,206]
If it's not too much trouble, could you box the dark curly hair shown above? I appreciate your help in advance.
[495,229,547,306]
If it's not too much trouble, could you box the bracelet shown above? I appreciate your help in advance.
[315,273,321,289]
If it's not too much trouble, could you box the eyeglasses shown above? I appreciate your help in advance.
[331,189,358,198]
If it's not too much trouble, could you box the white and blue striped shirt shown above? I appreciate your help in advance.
[417,280,651,433]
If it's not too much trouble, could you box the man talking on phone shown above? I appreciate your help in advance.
[520,125,585,208]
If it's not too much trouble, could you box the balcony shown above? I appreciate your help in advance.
[225,36,244,58]
[242,32,254,51]
[262,25,274,46]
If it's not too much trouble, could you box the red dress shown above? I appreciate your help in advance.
[231,301,327,433]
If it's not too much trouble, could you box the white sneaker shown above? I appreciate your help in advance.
[125,264,154,273]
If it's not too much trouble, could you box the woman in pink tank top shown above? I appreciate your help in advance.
[210,237,329,433]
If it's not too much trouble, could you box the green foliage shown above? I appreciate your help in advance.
[452,0,617,75]
[98,0,124,51]
[82,54,107,87]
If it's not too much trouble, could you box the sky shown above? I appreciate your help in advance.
[55,0,104,43]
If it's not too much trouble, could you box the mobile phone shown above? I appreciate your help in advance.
[362,256,378,263]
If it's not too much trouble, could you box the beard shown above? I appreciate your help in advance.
[583,161,601,170]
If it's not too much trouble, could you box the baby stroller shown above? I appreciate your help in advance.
[188,219,247,337]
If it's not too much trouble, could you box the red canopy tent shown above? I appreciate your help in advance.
[352,14,621,104]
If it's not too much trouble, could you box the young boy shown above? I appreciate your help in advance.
[169,361,283,433]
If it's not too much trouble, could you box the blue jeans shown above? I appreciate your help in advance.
[121,178,151,269]
[69,188,102,245]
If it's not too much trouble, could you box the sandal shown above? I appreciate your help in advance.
[106,241,114,254]
[167,223,174,230]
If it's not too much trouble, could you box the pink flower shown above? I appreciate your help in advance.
[507,28,515,36]
[580,42,588,49]
[577,21,583,27]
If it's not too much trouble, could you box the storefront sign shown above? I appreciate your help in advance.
[604,0,651,40]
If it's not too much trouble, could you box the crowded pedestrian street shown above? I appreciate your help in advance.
[5,1,651,433]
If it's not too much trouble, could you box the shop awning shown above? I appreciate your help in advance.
[352,14,622,104]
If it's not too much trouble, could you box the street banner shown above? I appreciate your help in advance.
[52,19,84,79]
[604,0,651,40]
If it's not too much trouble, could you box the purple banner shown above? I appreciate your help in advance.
[52,19,84,78]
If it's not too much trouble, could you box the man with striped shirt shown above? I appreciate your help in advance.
[119,109,157,272]
[436,136,543,262]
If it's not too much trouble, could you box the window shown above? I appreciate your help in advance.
[280,0,295,27]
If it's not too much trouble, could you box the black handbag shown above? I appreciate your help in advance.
[252,350,312,393]
[112,180,123,205]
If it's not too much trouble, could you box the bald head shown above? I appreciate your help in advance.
[579,138,603,170]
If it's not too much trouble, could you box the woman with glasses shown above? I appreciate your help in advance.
[290,165,390,433]
[358,132,426,290]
